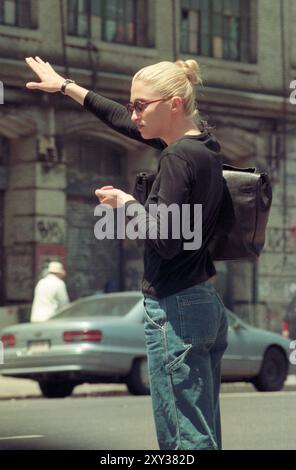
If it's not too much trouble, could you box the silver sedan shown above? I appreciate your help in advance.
[0,291,292,398]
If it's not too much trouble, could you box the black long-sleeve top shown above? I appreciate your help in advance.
[84,91,223,299]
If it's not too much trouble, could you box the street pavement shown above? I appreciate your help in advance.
[0,375,296,450]
[0,375,296,400]
[0,389,296,449]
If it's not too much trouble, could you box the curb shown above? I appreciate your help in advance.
[0,375,295,400]
[0,376,128,399]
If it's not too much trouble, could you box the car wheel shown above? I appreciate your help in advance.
[126,357,150,396]
[38,380,75,398]
[252,347,288,392]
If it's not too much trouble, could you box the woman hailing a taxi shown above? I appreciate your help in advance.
[25,56,228,450]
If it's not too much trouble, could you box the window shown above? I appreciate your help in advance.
[54,294,142,319]
[67,0,155,46]
[181,0,256,63]
[0,0,37,28]
[67,0,91,37]
[102,0,154,47]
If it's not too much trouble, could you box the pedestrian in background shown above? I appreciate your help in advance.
[30,261,69,323]
[25,56,228,450]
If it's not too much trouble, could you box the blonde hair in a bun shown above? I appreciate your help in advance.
[175,59,202,86]
[132,59,202,118]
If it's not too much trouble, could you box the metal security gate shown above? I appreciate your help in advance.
[66,137,125,300]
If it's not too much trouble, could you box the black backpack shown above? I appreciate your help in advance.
[133,164,272,261]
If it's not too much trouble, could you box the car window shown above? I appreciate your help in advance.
[126,299,145,322]
[54,295,142,319]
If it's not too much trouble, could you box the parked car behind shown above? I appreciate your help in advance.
[0,291,292,398]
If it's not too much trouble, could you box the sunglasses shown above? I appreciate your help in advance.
[126,98,169,115]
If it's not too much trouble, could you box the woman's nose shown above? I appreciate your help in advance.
[131,110,138,122]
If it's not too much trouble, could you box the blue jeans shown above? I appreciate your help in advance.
[143,281,228,450]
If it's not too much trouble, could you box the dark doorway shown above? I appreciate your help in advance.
[66,136,126,300]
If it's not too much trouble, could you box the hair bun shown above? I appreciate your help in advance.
[175,59,202,85]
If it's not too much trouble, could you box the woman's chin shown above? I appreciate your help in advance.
[139,127,156,139]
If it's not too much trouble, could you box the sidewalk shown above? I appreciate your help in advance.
[0,375,295,400]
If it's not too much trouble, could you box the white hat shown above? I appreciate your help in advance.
[48,261,66,275]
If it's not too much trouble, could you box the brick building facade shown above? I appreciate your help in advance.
[0,0,296,330]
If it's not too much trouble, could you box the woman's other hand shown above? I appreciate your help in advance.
[25,56,65,93]
[95,187,135,208]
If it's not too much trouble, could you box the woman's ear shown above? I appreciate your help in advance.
[171,96,183,112]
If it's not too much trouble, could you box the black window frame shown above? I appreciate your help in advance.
[67,0,92,37]
[101,0,154,47]
[181,0,256,63]
[67,0,155,47]
[0,0,37,29]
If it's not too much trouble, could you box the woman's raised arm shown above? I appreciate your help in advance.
[25,56,89,105]
[25,56,166,150]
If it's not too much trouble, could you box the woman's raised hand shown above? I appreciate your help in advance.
[25,56,65,93]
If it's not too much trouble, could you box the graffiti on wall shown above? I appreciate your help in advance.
[265,227,296,253]
[6,245,33,299]
[259,254,296,278]
[259,278,295,304]
[37,219,64,244]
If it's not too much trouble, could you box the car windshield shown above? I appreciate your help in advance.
[54,295,142,319]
